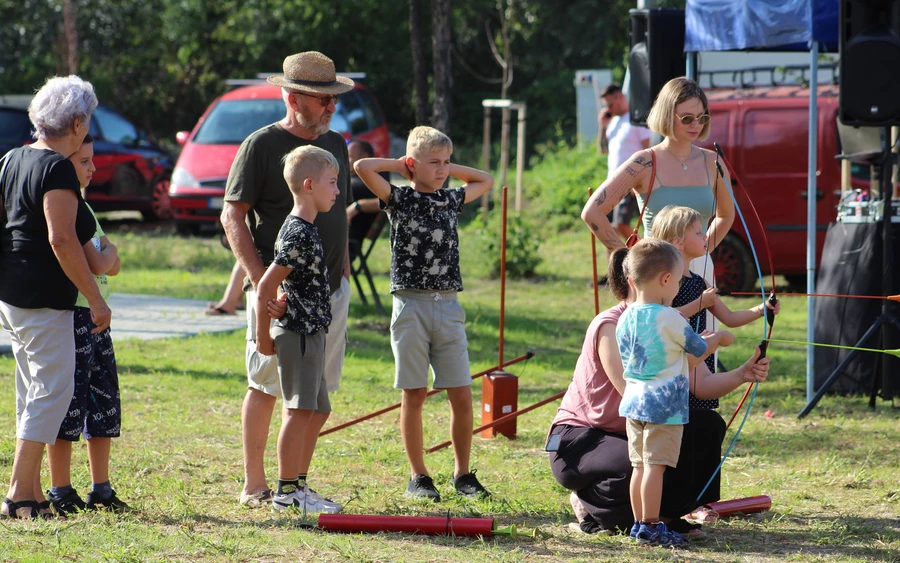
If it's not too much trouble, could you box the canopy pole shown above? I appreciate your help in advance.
[806,41,819,403]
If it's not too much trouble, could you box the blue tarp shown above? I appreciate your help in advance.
[685,0,838,52]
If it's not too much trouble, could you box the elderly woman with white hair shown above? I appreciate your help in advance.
[0,75,111,519]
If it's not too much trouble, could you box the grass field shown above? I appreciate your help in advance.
[1,222,898,563]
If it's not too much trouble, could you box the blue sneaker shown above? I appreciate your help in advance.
[630,520,640,538]
[636,521,689,547]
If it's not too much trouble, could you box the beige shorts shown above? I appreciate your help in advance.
[626,419,683,468]
[390,290,472,389]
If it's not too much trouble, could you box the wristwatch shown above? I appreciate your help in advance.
[354,201,361,212]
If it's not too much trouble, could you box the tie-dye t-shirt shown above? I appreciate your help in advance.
[380,183,466,292]
[616,304,707,425]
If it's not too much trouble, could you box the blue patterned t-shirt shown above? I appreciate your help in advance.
[616,303,708,424]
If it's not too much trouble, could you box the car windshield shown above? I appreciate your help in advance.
[192,98,351,145]
[0,109,32,146]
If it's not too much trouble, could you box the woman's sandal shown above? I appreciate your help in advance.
[1,497,40,519]
[685,505,720,524]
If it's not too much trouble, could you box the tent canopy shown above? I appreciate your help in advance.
[685,0,838,52]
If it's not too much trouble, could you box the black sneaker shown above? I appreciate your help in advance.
[85,489,129,513]
[47,488,86,516]
[451,470,490,499]
[404,474,441,502]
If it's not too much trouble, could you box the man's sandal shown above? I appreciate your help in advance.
[1,497,40,519]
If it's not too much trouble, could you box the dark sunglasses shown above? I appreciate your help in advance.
[675,113,710,126]
[294,92,341,107]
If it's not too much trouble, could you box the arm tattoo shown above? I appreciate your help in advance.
[590,222,599,232]
[595,190,607,206]
[631,156,653,169]
[624,166,639,178]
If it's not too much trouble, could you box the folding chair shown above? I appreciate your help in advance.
[349,211,387,316]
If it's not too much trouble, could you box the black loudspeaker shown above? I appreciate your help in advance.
[628,8,686,127]
[839,0,900,126]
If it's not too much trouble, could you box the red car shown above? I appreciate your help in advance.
[168,80,390,233]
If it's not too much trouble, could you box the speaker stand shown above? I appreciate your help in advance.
[798,126,899,418]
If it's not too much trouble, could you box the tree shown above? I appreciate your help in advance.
[431,0,452,134]
[408,0,430,125]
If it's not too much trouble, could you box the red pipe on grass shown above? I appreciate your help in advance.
[316,513,497,537]
[706,495,772,517]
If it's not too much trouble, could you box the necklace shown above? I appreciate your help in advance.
[666,146,692,171]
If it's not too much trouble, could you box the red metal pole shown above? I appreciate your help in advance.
[319,352,535,437]
[317,513,496,537]
[706,495,772,517]
[426,390,566,453]
[588,188,600,316]
[499,186,508,369]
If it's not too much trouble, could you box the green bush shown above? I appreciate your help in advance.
[522,139,608,231]
[465,211,542,279]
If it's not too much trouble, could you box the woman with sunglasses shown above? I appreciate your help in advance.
[582,77,734,277]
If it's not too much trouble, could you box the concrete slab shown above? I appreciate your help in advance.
[1,293,247,354]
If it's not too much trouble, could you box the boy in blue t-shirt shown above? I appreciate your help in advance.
[256,145,342,514]
[354,126,494,501]
[46,134,128,516]
[613,238,732,546]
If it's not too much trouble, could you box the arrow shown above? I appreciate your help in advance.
[721,291,900,301]
[735,336,900,357]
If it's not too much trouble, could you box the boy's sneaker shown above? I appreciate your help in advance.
[635,521,689,547]
[303,485,343,513]
[85,489,129,513]
[273,487,340,514]
[630,520,640,538]
[47,489,86,516]
[451,470,490,499]
[239,488,274,509]
[404,475,441,502]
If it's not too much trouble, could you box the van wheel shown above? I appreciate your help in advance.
[712,234,755,294]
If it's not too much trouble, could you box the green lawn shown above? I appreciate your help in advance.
[1,225,898,563]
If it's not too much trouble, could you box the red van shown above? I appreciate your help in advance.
[168,80,390,233]
[699,84,866,292]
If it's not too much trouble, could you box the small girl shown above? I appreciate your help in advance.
[650,205,780,409]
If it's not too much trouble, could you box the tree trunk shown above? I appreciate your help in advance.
[62,0,78,74]
[409,0,430,125]
[431,0,452,134]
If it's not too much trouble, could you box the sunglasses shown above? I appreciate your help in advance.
[675,112,710,125]
[294,92,341,107]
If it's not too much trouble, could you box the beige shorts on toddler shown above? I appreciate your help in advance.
[626,418,683,468]
[391,290,472,389]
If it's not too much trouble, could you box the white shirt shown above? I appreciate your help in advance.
[606,113,652,179]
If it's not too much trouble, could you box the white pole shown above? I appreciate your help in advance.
[806,42,819,403]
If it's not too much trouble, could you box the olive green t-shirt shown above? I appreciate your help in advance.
[224,124,351,294]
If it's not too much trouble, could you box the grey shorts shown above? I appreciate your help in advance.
[390,290,472,390]
[612,192,638,225]
[272,327,330,413]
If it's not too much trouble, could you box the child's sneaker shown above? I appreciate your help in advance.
[404,475,441,501]
[451,471,490,499]
[85,489,129,513]
[46,488,86,516]
[273,487,339,514]
[239,488,274,508]
[303,485,343,513]
[630,520,640,538]
[635,521,689,547]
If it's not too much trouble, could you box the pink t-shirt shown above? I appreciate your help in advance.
[551,302,628,435]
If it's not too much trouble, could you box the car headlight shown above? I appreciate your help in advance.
[170,167,200,189]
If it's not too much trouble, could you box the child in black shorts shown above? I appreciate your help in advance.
[46,135,128,515]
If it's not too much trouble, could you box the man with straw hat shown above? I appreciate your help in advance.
[221,51,354,512]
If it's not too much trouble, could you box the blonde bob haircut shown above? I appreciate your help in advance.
[646,77,710,141]
[406,125,453,159]
[650,205,703,244]
[623,238,683,287]
[282,145,339,195]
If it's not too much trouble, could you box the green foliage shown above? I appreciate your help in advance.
[465,210,542,280]
[522,139,608,231]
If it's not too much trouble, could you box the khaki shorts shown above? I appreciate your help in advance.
[245,278,348,396]
[626,419,683,468]
[391,290,472,389]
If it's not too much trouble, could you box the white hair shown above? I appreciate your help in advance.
[28,75,98,140]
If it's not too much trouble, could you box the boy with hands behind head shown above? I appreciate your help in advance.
[354,126,494,501]
[255,145,342,514]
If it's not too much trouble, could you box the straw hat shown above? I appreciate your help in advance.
[266,51,354,95]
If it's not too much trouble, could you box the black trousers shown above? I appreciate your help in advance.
[548,409,726,532]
